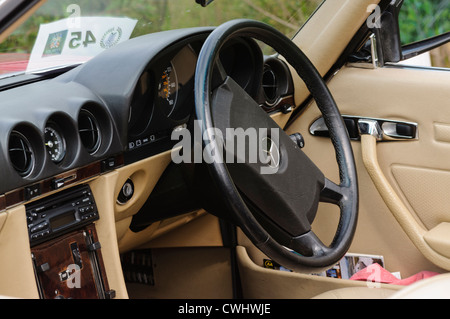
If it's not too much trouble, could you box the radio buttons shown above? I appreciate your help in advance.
[26,185,99,246]
[81,212,97,221]
[30,221,49,234]
[31,230,50,240]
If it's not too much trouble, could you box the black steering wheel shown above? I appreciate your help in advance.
[194,19,358,273]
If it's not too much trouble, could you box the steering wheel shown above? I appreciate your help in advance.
[194,19,358,273]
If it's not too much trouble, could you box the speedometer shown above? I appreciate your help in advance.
[157,64,178,117]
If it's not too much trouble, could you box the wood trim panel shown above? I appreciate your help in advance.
[0,154,124,212]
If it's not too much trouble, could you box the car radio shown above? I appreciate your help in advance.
[26,185,99,247]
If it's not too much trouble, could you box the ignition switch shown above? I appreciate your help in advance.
[117,179,134,205]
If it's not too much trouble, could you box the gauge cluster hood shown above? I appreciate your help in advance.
[61,27,214,146]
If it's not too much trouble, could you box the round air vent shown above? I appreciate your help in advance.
[78,109,101,155]
[9,131,35,177]
[262,65,278,105]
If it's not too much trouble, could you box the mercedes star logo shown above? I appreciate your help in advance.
[262,137,280,169]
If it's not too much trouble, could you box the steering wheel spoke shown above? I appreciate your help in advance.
[289,230,331,258]
[320,178,347,205]
[211,58,229,90]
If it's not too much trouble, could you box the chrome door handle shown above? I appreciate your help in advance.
[309,116,418,141]
[379,120,418,140]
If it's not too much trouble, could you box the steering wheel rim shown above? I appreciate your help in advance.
[195,19,358,273]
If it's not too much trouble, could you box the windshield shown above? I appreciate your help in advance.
[0,0,322,78]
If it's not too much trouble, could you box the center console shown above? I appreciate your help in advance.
[26,185,115,299]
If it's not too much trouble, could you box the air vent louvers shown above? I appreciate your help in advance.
[78,109,101,154]
[262,66,278,104]
[9,131,34,177]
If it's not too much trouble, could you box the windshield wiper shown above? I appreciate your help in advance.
[0,63,82,81]
[29,63,83,76]
[0,71,26,81]
[196,0,215,7]
[0,63,81,92]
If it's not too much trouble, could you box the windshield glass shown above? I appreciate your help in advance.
[0,0,322,78]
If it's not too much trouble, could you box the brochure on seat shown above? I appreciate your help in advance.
[312,253,385,279]
[263,253,385,279]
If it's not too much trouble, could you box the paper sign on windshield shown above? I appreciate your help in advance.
[27,17,137,72]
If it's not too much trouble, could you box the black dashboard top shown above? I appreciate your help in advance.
[0,26,294,207]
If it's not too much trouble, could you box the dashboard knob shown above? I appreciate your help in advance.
[289,133,305,149]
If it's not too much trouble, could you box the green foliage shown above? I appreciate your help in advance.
[0,0,322,53]
[399,0,450,44]
[3,0,447,55]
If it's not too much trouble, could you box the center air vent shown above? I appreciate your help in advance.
[262,65,278,105]
[78,109,101,155]
[9,131,35,177]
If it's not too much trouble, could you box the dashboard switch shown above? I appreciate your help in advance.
[37,262,50,273]
[25,184,41,201]
[52,178,65,190]
[289,133,305,149]
[101,157,116,172]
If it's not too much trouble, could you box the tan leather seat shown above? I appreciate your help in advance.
[312,287,397,299]
[389,273,450,299]
[313,273,450,299]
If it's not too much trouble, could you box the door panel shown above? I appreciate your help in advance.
[286,65,450,277]
[392,164,450,229]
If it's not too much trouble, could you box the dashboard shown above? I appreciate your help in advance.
[0,27,294,214]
